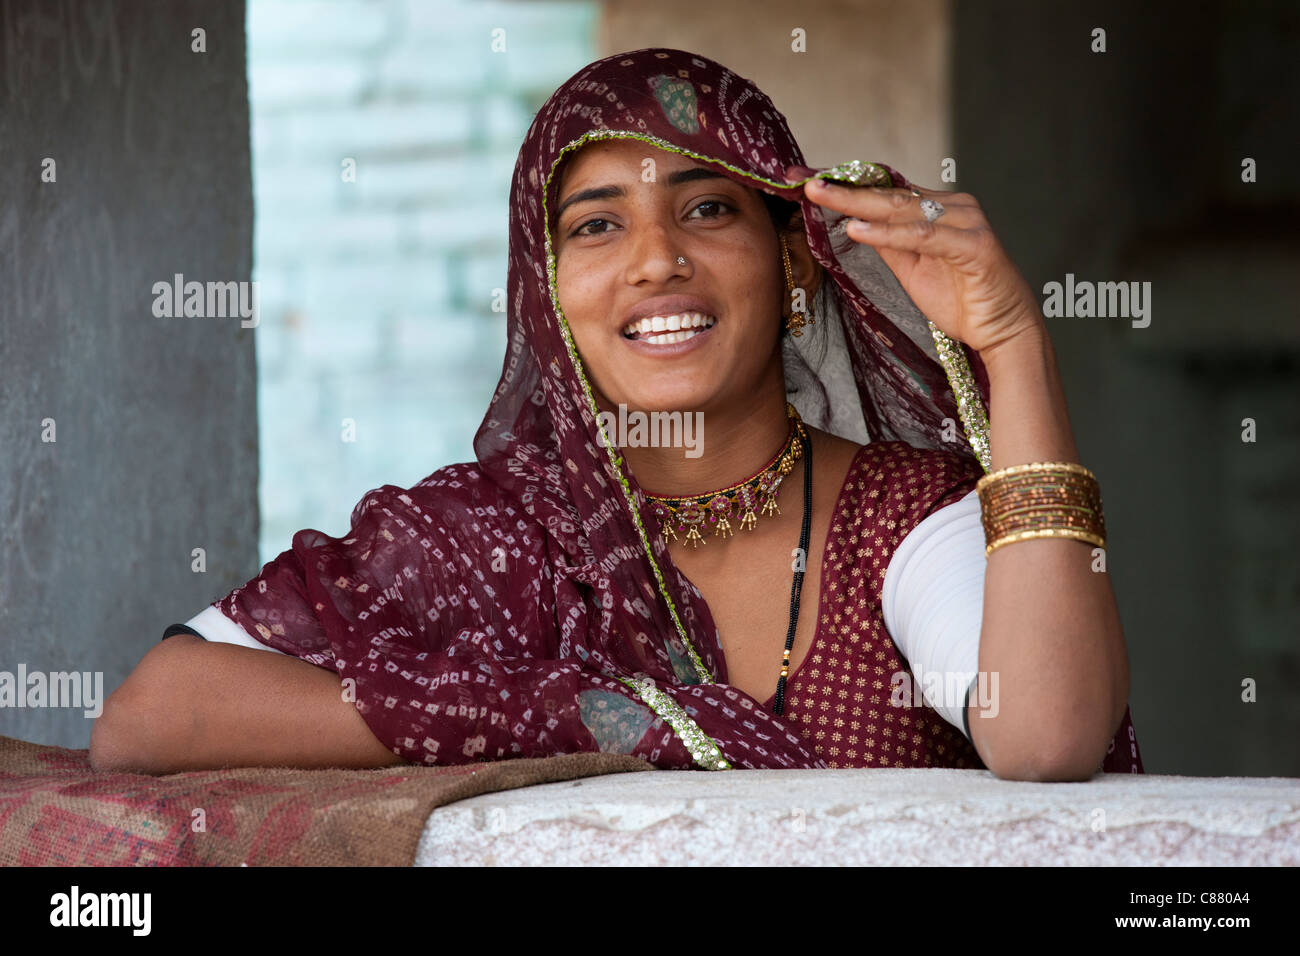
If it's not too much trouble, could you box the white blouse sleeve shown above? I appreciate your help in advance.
[174,605,289,656]
[881,488,985,740]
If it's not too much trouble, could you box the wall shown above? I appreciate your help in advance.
[601,0,950,179]
[247,0,599,561]
[0,1,255,747]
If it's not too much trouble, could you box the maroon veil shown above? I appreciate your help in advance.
[217,48,1144,773]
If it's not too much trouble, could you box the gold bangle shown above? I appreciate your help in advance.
[985,527,1107,557]
[976,459,1097,490]
[978,460,1107,555]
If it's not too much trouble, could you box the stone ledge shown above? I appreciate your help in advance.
[415,768,1300,866]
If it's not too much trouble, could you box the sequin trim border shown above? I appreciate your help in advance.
[620,675,733,770]
[544,131,739,769]
[929,325,992,472]
[544,131,717,687]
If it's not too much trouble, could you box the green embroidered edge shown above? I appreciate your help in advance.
[542,131,883,681]
[543,130,718,687]
[539,127,994,766]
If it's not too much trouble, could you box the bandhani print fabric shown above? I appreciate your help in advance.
[209,48,1144,774]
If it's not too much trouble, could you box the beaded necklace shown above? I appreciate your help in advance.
[646,402,808,548]
[644,402,813,714]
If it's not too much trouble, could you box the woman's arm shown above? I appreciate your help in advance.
[90,634,407,773]
[783,180,1131,781]
[967,320,1130,781]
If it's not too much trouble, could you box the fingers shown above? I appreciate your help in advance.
[803,178,990,259]
[842,216,992,263]
[895,183,979,207]
[804,178,982,229]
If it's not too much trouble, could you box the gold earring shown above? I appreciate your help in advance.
[780,234,814,337]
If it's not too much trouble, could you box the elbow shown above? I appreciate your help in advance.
[89,684,155,773]
[89,642,194,774]
[977,682,1126,782]
[980,721,1112,782]
[88,693,131,772]
[986,742,1105,782]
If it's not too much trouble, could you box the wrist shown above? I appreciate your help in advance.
[978,315,1049,375]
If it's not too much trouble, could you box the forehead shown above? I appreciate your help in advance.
[556,139,718,189]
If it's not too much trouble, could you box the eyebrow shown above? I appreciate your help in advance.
[554,166,735,225]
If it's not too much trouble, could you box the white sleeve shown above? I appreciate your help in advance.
[881,489,985,739]
[181,605,289,656]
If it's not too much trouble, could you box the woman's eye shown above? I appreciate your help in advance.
[572,218,612,237]
[689,200,733,219]
[569,201,733,238]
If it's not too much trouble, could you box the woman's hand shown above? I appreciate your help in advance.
[799,171,1044,358]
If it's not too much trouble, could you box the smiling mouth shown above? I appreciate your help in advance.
[621,312,717,344]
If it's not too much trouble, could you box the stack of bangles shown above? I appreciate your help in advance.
[976,461,1107,557]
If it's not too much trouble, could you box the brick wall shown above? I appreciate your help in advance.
[247,0,597,560]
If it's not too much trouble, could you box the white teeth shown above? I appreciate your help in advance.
[642,328,701,345]
[622,312,717,338]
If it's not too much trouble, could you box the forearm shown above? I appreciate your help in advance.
[967,320,1130,780]
[91,635,406,773]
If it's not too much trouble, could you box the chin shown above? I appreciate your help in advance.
[616,385,714,415]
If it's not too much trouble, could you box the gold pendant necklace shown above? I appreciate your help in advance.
[645,402,807,548]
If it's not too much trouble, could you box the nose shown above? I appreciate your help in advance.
[623,220,690,285]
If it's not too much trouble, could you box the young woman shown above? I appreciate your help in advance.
[92,47,1143,779]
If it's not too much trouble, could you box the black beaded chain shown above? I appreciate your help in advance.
[772,424,813,715]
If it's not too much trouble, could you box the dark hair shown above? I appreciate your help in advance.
[759,190,801,233]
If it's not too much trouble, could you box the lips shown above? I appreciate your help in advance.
[621,294,718,330]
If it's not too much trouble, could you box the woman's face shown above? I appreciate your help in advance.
[552,139,810,416]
